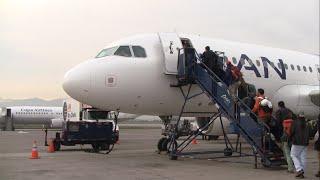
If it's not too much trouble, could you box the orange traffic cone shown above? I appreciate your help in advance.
[47,139,55,153]
[191,138,198,145]
[30,140,40,159]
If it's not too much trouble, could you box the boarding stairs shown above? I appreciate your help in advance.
[171,48,285,167]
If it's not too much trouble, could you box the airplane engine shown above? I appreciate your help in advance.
[195,116,233,136]
[273,85,320,120]
[50,118,64,128]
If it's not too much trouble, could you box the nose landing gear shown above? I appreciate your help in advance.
[157,137,168,152]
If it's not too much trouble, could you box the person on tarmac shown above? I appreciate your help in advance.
[275,101,295,173]
[275,101,296,135]
[290,112,309,179]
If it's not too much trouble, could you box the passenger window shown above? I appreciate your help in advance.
[114,46,132,57]
[297,65,301,71]
[232,57,237,64]
[132,46,147,58]
[247,84,256,95]
[309,67,313,72]
[303,66,307,72]
[291,64,295,70]
[256,60,260,67]
[95,47,118,58]
[284,63,288,69]
[318,68,320,73]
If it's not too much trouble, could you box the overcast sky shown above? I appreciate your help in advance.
[0,0,319,100]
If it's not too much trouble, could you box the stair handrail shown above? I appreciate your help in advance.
[190,49,271,132]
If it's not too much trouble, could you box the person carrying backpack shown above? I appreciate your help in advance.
[290,112,309,179]
[275,101,296,134]
[201,46,217,75]
[252,88,272,124]
[276,101,295,173]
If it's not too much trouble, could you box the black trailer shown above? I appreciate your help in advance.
[53,120,118,153]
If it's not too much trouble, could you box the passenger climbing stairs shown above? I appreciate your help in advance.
[169,48,286,167]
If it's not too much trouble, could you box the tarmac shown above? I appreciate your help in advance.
[0,127,319,180]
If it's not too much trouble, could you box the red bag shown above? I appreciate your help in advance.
[231,66,242,81]
[283,119,293,136]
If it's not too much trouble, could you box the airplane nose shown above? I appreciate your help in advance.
[63,62,91,102]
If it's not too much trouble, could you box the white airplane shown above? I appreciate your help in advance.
[0,106,63,129]
[62,32,320,138]
[0,105,139,130]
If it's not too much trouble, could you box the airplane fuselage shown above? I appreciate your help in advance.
[7,106,62,124]
[63,33,320,119]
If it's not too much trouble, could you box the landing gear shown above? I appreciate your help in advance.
[157,137,178,153]
[159,116,180,156]
[261,158,271,168]
[157,121,179,160]
[167,137,178,160]
[169,153,178,160]
[161,138,170,152]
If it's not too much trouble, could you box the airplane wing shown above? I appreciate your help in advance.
[118,113,140,121]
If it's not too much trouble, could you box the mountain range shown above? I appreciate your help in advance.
[0,98,64,107]
[0,98,163,121]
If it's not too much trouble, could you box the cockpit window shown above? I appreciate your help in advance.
[95,47,118,58]
[132,46,147,58]
[114,46,132,57]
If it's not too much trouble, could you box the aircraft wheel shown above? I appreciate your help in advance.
[162,138,178,153]
[261,159,271,168]
[223,148,233,156]
[100,143,110,151]
[161,138,170,152]
[157,137,167,151]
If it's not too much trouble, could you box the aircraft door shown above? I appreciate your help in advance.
[158,32,183,75]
